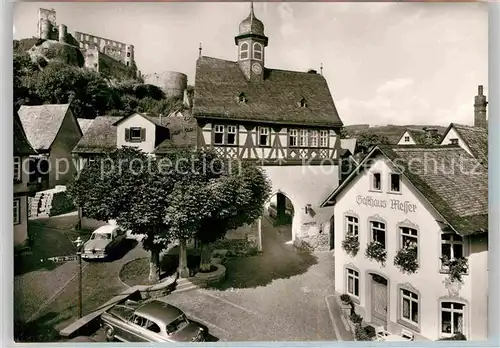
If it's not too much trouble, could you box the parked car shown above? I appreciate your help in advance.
[81,224,126,260]
[101,299,207,342]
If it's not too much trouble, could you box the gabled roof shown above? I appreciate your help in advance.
[154,110,197,154]
[441,123,488,167]
[14,111,36,155]
[321,145,488,236]
[112,112,169,129]
[193,56,343,127]
[72,116,122,154]
[340,138,357,155]
[18,104,72,150]
[404,128,426,144]
[77,118,95,135]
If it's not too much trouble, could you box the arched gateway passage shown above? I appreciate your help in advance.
[263,191,295,247]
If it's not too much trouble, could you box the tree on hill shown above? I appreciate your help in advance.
[67,147,271,281]
[355,132,391,154]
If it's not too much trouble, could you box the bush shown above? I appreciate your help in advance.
[364,325,376,338]
[365,241,387,265]
[340,294,352,304]
[49,191,76,217]
[350,312,363,324]
[354,323,371,341]
[394,246,419,274]
[292,238,314,252]
[342,234,360,257]
[440,256,469,283]
[438,333,466,340]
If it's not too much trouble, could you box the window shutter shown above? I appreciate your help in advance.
[141,128,146,141]
[125,128,131,142]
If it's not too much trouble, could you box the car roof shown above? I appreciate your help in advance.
[93,225,117,234]
[135,300,183,326]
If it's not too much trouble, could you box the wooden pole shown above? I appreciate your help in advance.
[78,250,83,318]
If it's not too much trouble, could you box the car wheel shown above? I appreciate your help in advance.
[104,325,115,342]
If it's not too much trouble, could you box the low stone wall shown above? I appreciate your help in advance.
[193,264,226,287]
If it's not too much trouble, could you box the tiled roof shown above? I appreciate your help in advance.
[323,145,488,236]
[406,128,426,144]
[18,104,71,150]
[72,116,122,154]
[193,56,343,127]
[447,123,488,167]
[154,110,197,154]
[14,111,36,155]
[77,118,95,135]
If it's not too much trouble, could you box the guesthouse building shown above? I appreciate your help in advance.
[321,144,488,341]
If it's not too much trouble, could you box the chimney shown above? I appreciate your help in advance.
[423,127,439,145]
[307,69,317,74]
[474,85,488,129]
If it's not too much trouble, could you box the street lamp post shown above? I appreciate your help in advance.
[74,237,84,318]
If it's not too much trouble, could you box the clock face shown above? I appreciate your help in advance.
[252,63,262,75]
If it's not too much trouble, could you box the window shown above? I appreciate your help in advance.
[404,136,410,142]
[300,98,307,108]
[390,173,401,192]
[299,130,308,147]
[289,129,298,147]
[441,233,464,268]
[346,216,359,237]
[227,125,237,145]
[253,42,263,60]
[319,130,328,147]
[214,125,225,145]
[145,320,161,333]
[450,138,459,145]
[441,302,465,335]
[400,289,419,325]
[310,130,318,147]
[258,127,270,146]
[240,42,249,60]
[13,199,20,225]
[14,157,21,182]
[370,221,386,249]
[400,227,418,249]
[126,62,129,66]
[346,269,359,297]
[238,92,247,103]
[127,52,131,57]
[127,127,144,142]
[372,173,381,191]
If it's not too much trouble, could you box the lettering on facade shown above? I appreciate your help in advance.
[355,195,417,214]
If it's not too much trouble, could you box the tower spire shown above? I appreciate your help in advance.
[199,43,202,58]
[250,1,254,20]
[320,63,323,76]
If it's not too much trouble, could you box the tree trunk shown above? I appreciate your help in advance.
[199,243,212,272]
[149,250,160,283]
[178,238,190,278]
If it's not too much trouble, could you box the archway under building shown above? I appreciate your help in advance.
[264,191,295,246]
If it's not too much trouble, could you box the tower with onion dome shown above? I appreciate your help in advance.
[234,2,268,82]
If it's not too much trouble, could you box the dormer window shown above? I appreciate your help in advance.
[125,127,146,143]
[253,42,263,60]
[238,92,247,104]
[240,42,249,60]
[299,98,307,108]
[404,136,410,142]
[450,138,459,145]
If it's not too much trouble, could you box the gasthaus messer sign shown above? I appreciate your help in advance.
[356,195,417,214]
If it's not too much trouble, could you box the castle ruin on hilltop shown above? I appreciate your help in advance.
[37,8,140,78]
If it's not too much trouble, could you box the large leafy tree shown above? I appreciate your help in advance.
[67,147,271,280]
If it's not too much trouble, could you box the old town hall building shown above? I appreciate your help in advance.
[192,4,343,249]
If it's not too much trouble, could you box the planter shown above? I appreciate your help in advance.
[193,263,226,287]
[365,241,387,266]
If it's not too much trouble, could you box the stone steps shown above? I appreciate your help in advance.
[171,277,201,294]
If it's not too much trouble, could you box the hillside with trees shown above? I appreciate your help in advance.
[13,38,193,118]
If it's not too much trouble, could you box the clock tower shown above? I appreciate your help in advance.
[235,2,268,82]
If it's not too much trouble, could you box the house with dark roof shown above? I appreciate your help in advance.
[397,127,441,146]
[439,85,488,167]
[77,118,95,135]
[14,111,37,250]
[72,111,197,170]
[320,144,488,341]
[17,103,83,189]
[191,4,344,250]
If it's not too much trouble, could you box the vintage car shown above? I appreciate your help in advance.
[101,299,207,342]
[81,224,126,260]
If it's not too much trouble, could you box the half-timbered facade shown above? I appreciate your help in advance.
[191,4,344,249]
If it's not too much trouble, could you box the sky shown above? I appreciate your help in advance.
[13,2,488,126]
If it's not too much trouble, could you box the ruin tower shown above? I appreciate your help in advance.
[38,8,57,40]
[124,44,135,67]
[143,71,188,99]
[474,85,488,129]
[58,24,67,43]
